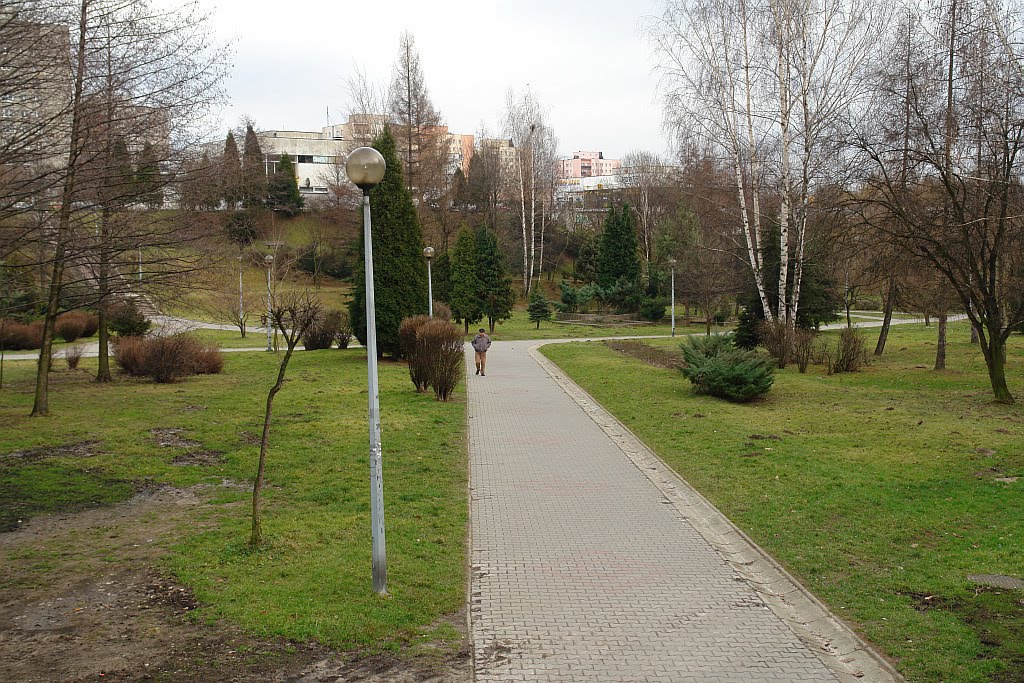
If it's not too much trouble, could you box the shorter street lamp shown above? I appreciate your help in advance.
[346,146,389,595]
[264,253,274,352]
[668,257,677,337]
[238,253,244,336]
[423,246,435,317]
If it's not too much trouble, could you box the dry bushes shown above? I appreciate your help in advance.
[64,344,85,370]
[112,333,223,382]
[1,320,43,350]
[335,309,354,348]
[757,320,791,368]
[56,311,98,342]
[302,310,343,350]
[399,315,432,392]
[793,328,816,373]
[823,327,868,374]
[417,319,463,401]
[432,301,452,322]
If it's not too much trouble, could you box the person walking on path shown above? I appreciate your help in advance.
[471,328,491,376]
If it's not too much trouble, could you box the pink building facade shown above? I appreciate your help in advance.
[558,151,621,178]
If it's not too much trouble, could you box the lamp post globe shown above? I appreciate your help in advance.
[348,145,389,594]
[668,258,677,337]
[264,254,274,351]
[423,247,435,317]
[346,147,386,193]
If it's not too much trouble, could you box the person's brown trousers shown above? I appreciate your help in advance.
[475,350,487,375]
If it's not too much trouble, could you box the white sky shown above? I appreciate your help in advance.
[207,0,670,160]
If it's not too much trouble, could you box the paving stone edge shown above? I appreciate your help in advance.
[528,342,906,683]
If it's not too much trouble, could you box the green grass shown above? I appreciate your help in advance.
[541,322,1023,683]
[475,308,725,341]
[0,348,467,652]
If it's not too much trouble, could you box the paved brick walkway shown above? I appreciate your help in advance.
[467,340,898,682]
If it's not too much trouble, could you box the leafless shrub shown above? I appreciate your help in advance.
[56,312,87,342]
[112,334,223,381]
[400,315,432,392]
[757,320,791,368]
[824,327,869,375]
[416,319,464,402]
[65,344,85,370]
[794,328,816,373]
[432,301,452,322]
[0,320,44,350]
[303,310,342,350]
[111,336,147,376]
[335,309,353,349]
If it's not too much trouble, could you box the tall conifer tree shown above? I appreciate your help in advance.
[349,128,429,356]
[596,202,641,290]
[475,225,514,332]
[449,227,482,333]
[242,124,266,207]
[221,130,242,208]
[268,152,303,216]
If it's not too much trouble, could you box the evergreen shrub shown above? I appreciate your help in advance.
[109,301,151,337]
[680,333,775,402]
[639,297,668,322]
[527,291,553,328]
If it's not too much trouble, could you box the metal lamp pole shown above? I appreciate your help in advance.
[423,246,434,317]
[669,257,677,337]
[264,254,274,351]
[347,146,388,595]
[238,254,244,336]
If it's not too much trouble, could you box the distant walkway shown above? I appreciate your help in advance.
[466,339,901,682]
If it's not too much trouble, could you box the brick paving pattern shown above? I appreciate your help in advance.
[467,340,849,682]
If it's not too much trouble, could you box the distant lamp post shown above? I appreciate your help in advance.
[668,257,677,337]
[423,246,435,317]
[346,146,389,595]
[238,253,244,337]
[264,253,274,351]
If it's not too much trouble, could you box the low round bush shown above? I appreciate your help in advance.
[639,297,668,323]
[680,333,775,402]
[0,319,44,350]
[302,310,342,351]
[109,301,151,337]
[56,312,87,342]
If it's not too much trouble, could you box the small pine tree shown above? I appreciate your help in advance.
[348,128,429,357]
[221,130,242,208]
[527,290,552,329]
[449,227,482,333]
[268,152,303,216]
[475,225,514,332]
[432,249,452,304]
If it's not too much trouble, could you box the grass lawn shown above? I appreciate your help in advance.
[474,308,726,341]
[541,321,1023,683]
[0,348,467,653]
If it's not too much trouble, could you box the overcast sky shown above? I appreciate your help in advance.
[208,0,670,160]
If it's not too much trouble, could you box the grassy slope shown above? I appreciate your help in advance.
[465,308,724,341]
[0,349,466,651]
[542,322,1023,683]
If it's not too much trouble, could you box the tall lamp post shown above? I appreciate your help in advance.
[264,254,274,351]
[238,253,244,337]
[669,257,677,337]
[423,246,434,317]
[346,146,389,595]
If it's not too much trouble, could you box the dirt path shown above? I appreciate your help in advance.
[0,486,469,682]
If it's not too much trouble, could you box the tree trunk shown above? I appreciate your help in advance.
[934,311,947,370]
[874,277,897,355]
[251,345,294,547]
[96,209,112,382]
[981,331,1014,403]
[31,0,89,417]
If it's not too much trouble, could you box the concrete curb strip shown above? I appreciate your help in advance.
[528,342,905,683]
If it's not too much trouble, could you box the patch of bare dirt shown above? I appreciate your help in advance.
[0,486,470,682]
[1,440,101,462]
[150,427,201,449]
[604,340,684,370]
